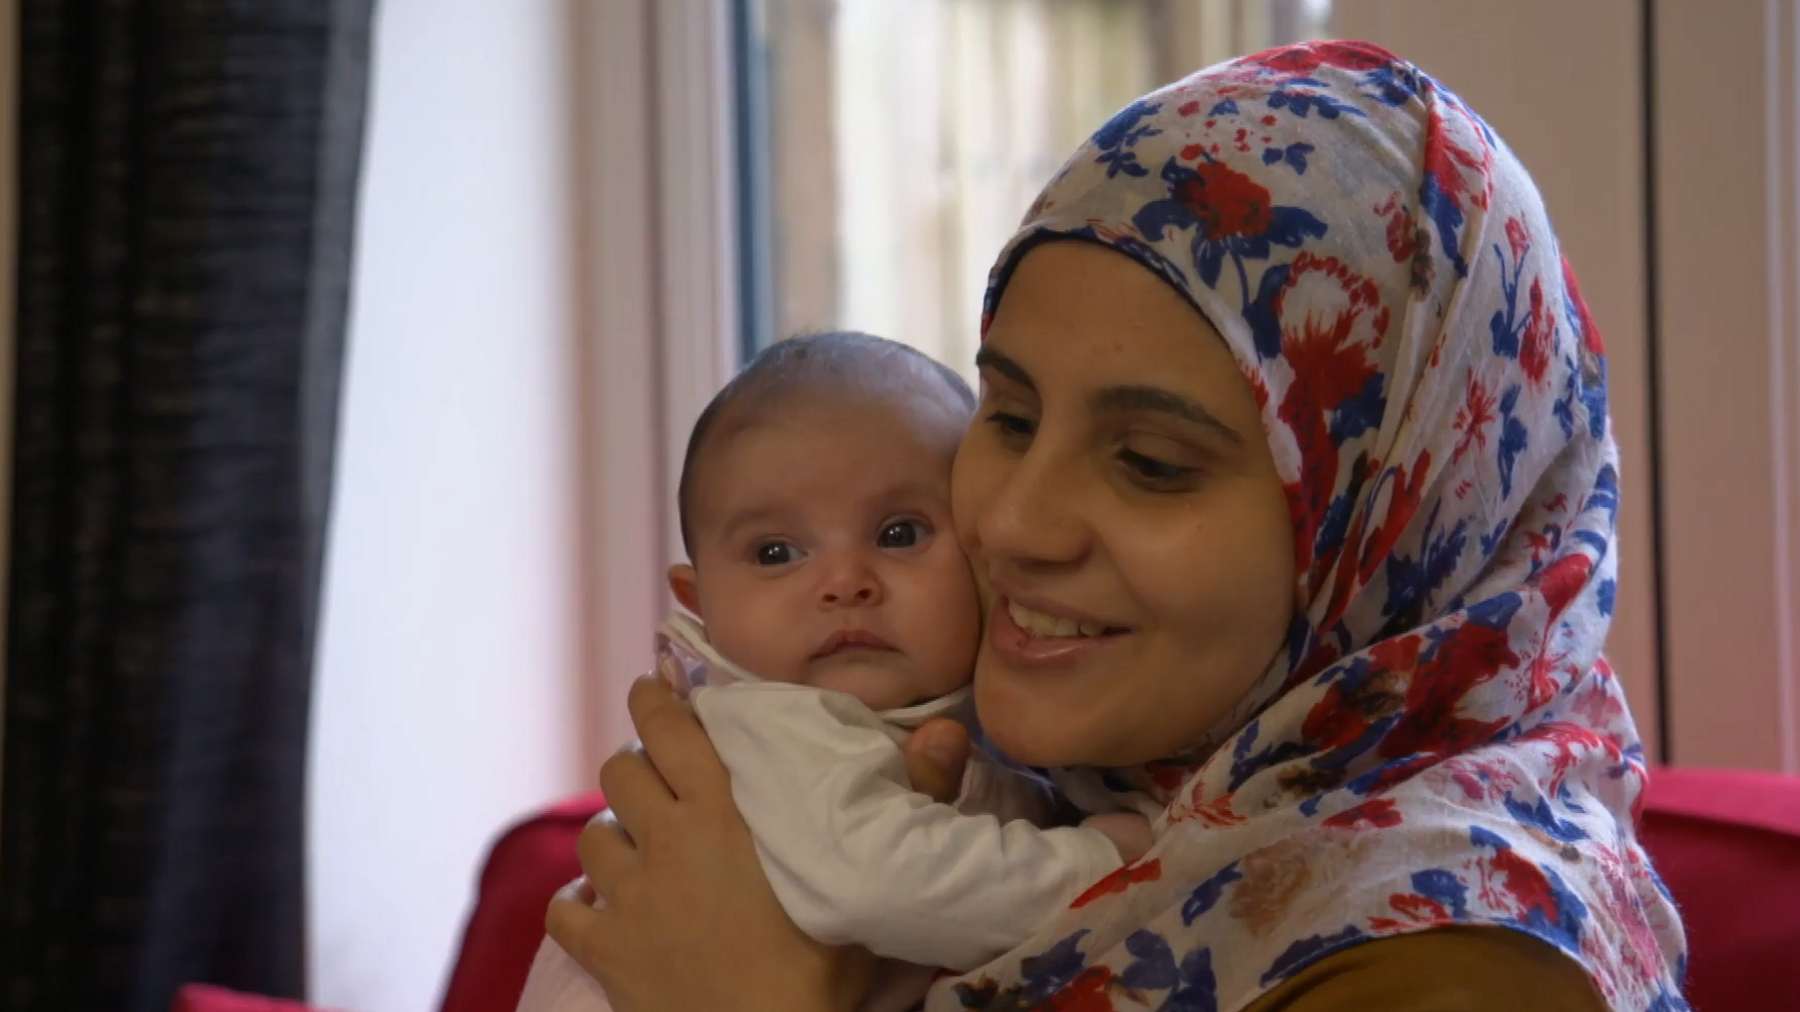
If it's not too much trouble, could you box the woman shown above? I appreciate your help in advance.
[549,42,1686,1012]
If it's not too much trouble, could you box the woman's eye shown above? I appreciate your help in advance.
[1119,449,1199,486]
[877,520,928,549]
[754,541,802,566]
[984,410,1036,440]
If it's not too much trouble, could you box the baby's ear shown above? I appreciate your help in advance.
[667,563,702,616]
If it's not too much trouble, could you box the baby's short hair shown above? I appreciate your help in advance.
[676,331,975,560]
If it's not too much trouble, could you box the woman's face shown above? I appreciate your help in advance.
[953,241,1297,769]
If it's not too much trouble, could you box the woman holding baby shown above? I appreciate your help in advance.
[543,42,1686,1012]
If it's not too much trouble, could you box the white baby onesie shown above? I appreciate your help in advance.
[512,613,1124,1012]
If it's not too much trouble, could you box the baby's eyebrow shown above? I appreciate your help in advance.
[1091,385,1244,444]
[869,478,952,510]
[714,505,787,544]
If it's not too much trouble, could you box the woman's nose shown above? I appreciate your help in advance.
[977,448,1089,568]
[817,552,884,608]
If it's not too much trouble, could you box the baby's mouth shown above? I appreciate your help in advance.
[813,628,897,659]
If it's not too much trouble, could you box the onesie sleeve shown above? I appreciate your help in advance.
[693,684,1124,971]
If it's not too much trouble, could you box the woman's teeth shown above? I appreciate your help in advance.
[1008,601,1108,638]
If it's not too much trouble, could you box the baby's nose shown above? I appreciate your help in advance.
[818,558,882,606]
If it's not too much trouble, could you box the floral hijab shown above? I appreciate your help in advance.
[937,42,1686,1012]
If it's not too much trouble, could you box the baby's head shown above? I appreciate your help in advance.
[669,332,983,710]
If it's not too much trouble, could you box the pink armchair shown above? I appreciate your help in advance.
[177,769,1800,1012]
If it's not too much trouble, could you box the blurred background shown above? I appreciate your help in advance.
[0,2,1794,1011]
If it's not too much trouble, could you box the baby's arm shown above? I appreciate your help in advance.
[956,756,1153,862]
[694,684,1126,973]
[1080,811,1153,862]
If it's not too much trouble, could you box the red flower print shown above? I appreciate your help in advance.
[1379,620,1516,759]
[1488,847,1558,922]
[1145,759,1191,793]
[1451,768,1488,801]
[1174,160,1273,238]
[1242,40,1396,77]
[1247,367,1271,411]
[1070,859,1164,909]
[1370,622,1422,674]
[1518,720,1617,789]
[1422,105,1492,213]
[1562,254,1605,357]
[1324,797,1404,829]
[1534,553,1593,617]
[1520,276,1554,384]
[1453,371,1499,464]
[1302,636,1416,748]
[1273,256,1387,593]
[1388,890,1451,924]
[1505,216,1531,261]
[1354,452,1432,582]
[1302,682,1375,750]
[1523,636,1569,712]
[1437,756,1521,804]
[1571,681,1625,729]
[1524,527,1556,566]
[1175,786,1248,828]
[1432,619,1520,686]
[1034,967,1115,1012]
[1377,192,1418,263]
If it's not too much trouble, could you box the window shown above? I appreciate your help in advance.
[736,0,1333,379]
[586,1,1800,770]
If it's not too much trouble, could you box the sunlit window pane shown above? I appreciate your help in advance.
[747,0,1332,378]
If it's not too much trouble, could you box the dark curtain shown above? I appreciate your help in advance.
[0,2,375,1010]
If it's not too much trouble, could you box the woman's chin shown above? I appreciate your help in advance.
[973,671,1109,768]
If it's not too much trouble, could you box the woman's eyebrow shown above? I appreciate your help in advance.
[974,347,1034,390]
[1092,385,1244,444]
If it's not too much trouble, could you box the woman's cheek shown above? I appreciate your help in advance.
[950,439,997,559]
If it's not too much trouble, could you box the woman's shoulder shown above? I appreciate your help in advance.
[1244,927,1610,1012]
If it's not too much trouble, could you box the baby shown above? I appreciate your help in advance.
[515,332,1148,1012]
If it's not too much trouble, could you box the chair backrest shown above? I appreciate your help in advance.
[438,791,606,1012]
[1638,767,1800,1011]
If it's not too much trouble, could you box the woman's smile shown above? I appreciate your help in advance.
[987,592,1132,667]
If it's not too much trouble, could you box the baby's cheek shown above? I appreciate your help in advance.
[706,606,811,684]
[916,553,984,692]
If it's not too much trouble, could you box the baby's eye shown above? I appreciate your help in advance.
[876,520,928,549]
[754,541,802,566]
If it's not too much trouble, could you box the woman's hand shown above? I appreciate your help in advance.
[545,677,873,1012]
[902,717,972,803]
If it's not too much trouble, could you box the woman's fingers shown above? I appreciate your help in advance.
[627,676,730,803]
[902,718,971,803]
[578,809,641,905]
[598,741,673,843]
[545,893,619,982]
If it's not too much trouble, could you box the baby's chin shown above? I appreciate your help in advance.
[806,656,965,712]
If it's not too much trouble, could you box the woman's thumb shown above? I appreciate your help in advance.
[903,719,971,803]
